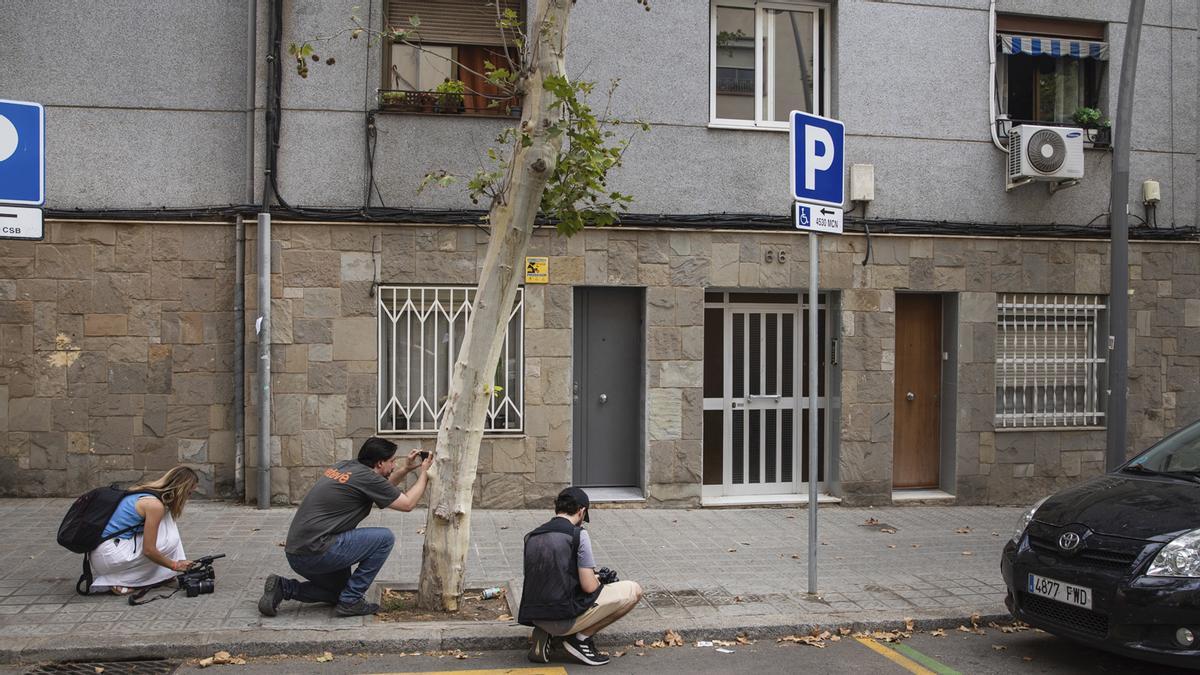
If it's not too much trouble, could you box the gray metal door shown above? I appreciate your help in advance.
[573,287,643,487]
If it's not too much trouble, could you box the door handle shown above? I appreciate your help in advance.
[599,393,607,404]
[906,391,915,401]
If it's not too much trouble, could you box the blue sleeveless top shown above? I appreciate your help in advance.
[101,493,156,540]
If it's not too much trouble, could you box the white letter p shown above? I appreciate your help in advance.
[804,125,834,191]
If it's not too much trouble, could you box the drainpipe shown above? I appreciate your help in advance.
[256,0,281,508]
[234,0,257,501]
[1106,0,1145,470]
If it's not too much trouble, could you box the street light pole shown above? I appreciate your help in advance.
[1106,0,1145,470]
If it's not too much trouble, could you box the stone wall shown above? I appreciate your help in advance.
[3,221,1197,508]
[0,222,237,497]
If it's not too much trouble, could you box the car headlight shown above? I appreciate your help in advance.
[1147,529,1200,577]
[1011,496,1049,545]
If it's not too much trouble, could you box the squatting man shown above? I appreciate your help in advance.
[519,487,644,666]
[259,437,433,617]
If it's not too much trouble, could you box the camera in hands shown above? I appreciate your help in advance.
[179,553,225,597]
[596,566,619,585]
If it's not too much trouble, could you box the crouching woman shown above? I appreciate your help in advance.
[89,466,198,594]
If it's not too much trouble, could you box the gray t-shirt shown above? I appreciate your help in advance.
[285,460,402,556]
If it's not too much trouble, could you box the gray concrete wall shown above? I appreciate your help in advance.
[2,1,1195,227]
[0,0,253,209]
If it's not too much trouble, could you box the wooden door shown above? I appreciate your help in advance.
[893,294,941,489]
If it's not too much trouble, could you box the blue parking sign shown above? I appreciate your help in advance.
[0,99,45,206]
[790,110,843,207]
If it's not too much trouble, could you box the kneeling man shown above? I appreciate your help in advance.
[518,487,643,666]
[259,437,432,617]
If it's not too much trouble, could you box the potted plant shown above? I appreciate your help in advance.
[1071,106,1111,146]
[434,79,466,114]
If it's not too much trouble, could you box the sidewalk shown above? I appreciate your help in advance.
[0,499,1021,664]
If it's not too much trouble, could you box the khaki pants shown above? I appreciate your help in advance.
[537,580,642,637]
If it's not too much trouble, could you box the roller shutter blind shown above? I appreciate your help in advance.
[386,0,523,47]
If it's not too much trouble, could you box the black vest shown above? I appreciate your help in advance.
[517,517,601,626]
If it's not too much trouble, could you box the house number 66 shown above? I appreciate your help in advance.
[764,249,787,264]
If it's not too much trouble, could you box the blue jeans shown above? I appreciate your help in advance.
[283,527,394,605]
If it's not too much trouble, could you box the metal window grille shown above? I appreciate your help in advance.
[995,294,1107,428]
[378,286,523,434]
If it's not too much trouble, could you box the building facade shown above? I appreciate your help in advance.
[0,1,1197,507]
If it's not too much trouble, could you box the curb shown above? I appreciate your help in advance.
[2,606,1012,665]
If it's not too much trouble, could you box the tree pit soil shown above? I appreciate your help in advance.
[377,588,512,623]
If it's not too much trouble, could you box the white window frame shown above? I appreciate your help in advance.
[995,294,1107,430]
[377,285,524,435]
[709,0,831,131]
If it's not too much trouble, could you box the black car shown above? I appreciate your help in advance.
[1002,418,1200,669]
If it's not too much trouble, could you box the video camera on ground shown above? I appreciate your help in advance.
[178,553,225,597]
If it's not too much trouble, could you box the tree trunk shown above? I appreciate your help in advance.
[417,0,571,611]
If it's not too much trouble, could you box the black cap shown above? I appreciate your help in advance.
[558,486,591,522]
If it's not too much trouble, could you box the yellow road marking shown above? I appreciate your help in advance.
[855,637,937,675]
[364,662,566,667]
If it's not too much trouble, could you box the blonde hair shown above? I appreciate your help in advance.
[130,466,199,520]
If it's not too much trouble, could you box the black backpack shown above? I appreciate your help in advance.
[57,485,154,594]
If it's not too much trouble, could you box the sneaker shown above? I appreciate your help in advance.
[562,634,609,666]
[334,598,380,617]
[528,626,551,664]
[258,574,284,617]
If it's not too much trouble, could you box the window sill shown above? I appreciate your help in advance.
[707,121,789,133]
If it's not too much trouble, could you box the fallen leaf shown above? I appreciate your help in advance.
[614,650,626,658]
[416,528,426,535]
[991,531,1000,537]
[636,652,646,657]
[837,628,851,636]
[649,640,666,649]
[992,645,1007,651]
[214,652,232,664]
[499,526,508,530]
[961,551,974,556]
[634,639,645,648]
[94,668,104,674]
[970,613,982,629]
[779,634,826,648]
[316,652,334,663]
[733,595,743,603]
[712,640,737,647]
[954,527,971,534]
[791,554,801,559]
[497,614,513,621]
[735,634,753,645]
[251,528,261,532]
[276,541,286,547]
[455,651,468,660]
[912,544,921,548]
[887,544,896,549]
[879,528,896,534]
[198,658,214,668]
[663,629,684,647]
[930,629,946,637]
[864,517,880,526]
[727,548,737,553]
[904,618,915,632]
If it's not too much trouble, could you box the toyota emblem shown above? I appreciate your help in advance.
[1058,532,1082,551]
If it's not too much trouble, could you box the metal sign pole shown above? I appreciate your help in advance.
[807,231,819,594]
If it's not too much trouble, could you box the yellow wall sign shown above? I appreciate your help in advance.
[525,256,549,284]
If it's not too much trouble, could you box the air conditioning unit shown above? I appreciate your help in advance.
[1006,124,1085,192]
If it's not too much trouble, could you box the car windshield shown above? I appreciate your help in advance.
[1127,419,1200,473]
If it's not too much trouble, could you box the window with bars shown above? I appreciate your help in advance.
[995,294,1107,429]
[378,286,523,434]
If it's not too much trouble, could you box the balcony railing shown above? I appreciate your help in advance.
[378,89,522,118]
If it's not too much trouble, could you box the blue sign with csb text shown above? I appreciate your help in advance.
[789,110,844,208]
[0,99,45,206]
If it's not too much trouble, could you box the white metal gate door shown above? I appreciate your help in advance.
[725,305,799,495]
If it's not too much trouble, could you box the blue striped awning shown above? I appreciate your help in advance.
[999,33,1108,60]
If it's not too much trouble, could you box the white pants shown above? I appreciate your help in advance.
[88,512,185,591]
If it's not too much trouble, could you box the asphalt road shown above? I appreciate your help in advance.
[161,627,1194,674]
